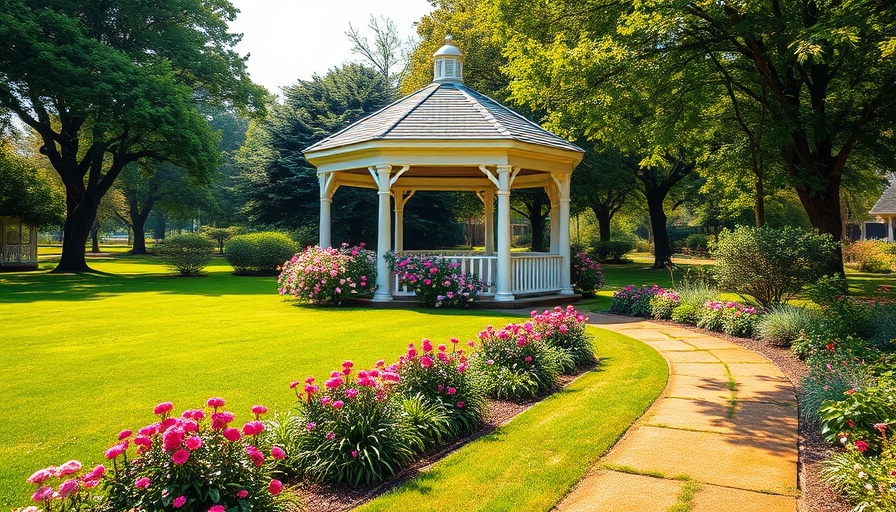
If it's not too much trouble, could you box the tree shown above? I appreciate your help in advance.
[572,147,639,242]
[347,16,414,94]
[510,189,551,252]
[0,142,64,226]
[0,0,264,272]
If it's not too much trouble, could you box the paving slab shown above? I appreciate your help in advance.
[664,373,731,401]
[554,470,683,512]
[604,426,798,495]
[690,483,797,512]
[710,348,777,364]
[671,362,729,378]
[662,350,722,363]
[644,397,798,440]
[676,336,739,350]
[640,338,701,352]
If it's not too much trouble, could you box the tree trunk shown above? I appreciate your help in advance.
[793,179,845,277]
[592,205,612,242]
[129,196,155,255]
[645,188,672,269]
[91,223,100,253]
[530,213,547,252]
[754,172,765,227]
[53,192,99,272]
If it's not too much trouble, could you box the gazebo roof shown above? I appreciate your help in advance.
[304,81,583,154]
[870,178,896,215]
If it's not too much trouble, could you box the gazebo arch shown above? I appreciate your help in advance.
[303,36,585,302]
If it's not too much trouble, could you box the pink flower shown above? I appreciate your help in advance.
[154,402,174,415]
[525,356,533,363]
[332,400,344,409]
[855,440,869,453]
[422,339,433,352]
[173,495,187,508]
[134,435,152,448]
[420,356,433,368]
[26,468,55,485]
[206,397,226,409]
[138,424,159,436]
[351,450,358,459]
[345,388,359,399]
[874,423,888,434]
[82,464,105,481]
[252,405,268,416]
[321,396,331,405]
[58,478,79,498]
[306,422,316,431]
[163,427,185,451]
[105,441,128,459]
[326,431,335,440]
[289,380,300,389]
[467,340,475,347]
[457,401,465,408]
[32,485,54,502]
[271,446,286,459]
[185,436,202,450]
[325,376,343,389]
[135,477,151,489]
[447,387,456,395]
[209,506,225,512]
[223,428,241,442]
[118,430,133,440]
[269,479,283,496]
[237,490,248,498]
[243,421,265,436]
[53,460,79,477]
[246,445,265,467]
[172,449,190,465]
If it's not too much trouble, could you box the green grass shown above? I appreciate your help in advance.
[357,327,668,512]
[0,253,523,508]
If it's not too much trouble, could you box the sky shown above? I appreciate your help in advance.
[228,0,435,95]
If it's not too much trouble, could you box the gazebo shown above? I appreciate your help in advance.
[0,216,38,271]
[303,36,585,302]
[866,178,896,241]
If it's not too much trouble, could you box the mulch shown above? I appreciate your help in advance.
[291,367,592,512]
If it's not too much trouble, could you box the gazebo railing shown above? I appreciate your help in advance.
[391,252,562,297]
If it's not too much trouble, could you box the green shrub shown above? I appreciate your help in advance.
[697,301,760,337]
[712,225,838,307]
[685,233,709,253]
[635,239,653,254]
[591,239,634,262]
[154,233,215,276]
[472,323,563,400]
[822,440,896,512]
[755,305,818,347]
[818,375,896,454]
[671,303,699,324]
[843,240,895,273]
[800,338,875,423]
[225,232,297,275]
[649,290,681,320]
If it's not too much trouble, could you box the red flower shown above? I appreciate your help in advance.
[269,479,283,496]
[854,440,869,453]
[171,449,190,465]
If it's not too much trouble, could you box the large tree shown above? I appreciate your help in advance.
[0,142,64,226]
[0,0,263,271]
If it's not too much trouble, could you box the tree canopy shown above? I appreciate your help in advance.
[0,142,64,226]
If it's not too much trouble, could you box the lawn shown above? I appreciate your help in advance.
[0,253,521,508]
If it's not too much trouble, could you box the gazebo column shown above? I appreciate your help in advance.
[554,173,574,295]
[546,182,560,253]
[479,190,495,255]
[318,173,337,248]
[495,165,515,302]
[371,164,393,302]
[393,190,415,253]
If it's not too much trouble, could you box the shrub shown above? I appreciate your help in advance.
[712,225,838,307]
[225,232,297,275]
[755,305,818,347]
[21,399,291,512]
[289,361,422,487]
[472,323,563,399]
[610,285,664,317]
[684,233,709,254]
[843,240,895,273]
[154,233,215,276]
[395,338,487,438]
[818,375,896,454]
[671,303,699,325]
[529,306,596,370]
[635,239,653,254]
[392,255,485,308]
[800,338,876,423]
[822,438,895,512]
[571,250,605,296]
[697,300,760,338]
[650,289,681,320]
[278,244,376,305]
[591,239,634,262]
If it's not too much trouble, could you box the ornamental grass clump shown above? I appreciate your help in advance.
[20,399,291,512]
[472,323,564,400]
[288,361,423,487]
[393,255,485,307]
[755,305,818,347]
[395,338,487,438]
[529,306,596,370]
[277,244,376,305]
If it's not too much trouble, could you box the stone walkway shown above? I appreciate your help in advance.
[556,314,798,512]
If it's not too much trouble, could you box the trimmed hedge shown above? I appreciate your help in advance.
[225,232,297,275]
[154,233,215,276]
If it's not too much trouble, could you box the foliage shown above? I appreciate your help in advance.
[755,305,818,347]
[670,304,699,325]
[822,438,896,512]
[609,285,664,317]
[395,338,487,438]
[472,323,563,400]
[392,255,485,308]
[0,0,263,271]
[649,290,681,320]
[529,306,596,370]
[570,250,605,296]
[200,227,236,255]
[800,339,877,424]
[0,143,64,226]
[805,276,896,353]
[19,399,289,512]
[712,226,838,306]
[289,361,421,487]
[277,244,376,305]
[684,234,709,254]
[154,234,215,276]
[224,232,297,275]
[697,301,760,338]
[844,241,896,274]
[590,240,634,263]
[818,376,896,454]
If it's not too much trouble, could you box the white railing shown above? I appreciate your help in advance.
[391,252,562,297]
[2,244,32,264]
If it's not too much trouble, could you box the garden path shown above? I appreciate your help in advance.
[557,314,798,512]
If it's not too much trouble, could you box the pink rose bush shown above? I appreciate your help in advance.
[570,250,605,296]
[529,306,596,371]
[278,244,376,305]
[20,399,289,512]
[697,300,759,337]
[392,255,485,308]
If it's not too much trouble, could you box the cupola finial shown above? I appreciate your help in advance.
[433,34,463,84]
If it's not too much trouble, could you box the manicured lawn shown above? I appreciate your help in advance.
[359,327,668,512]
[0,254,521,508]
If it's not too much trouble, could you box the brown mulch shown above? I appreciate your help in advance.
[650,319,852,512]
[292,368,591,512]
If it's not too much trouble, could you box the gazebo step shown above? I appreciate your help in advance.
[344,293,582,310]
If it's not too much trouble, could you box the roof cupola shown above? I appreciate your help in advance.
[433,35,463,83]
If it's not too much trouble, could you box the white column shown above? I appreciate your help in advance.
[889,217,894,242]
[495,165,515,301]
[372,165,393,302]
[393,190,414,253]
[556,173,574,295]
[546,182,560,253]
[318,173,336,248]
[860,221,866,241]
[482,190,495,255]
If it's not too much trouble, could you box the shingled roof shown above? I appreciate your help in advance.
[870,178,896,215]
[304,82,584,155]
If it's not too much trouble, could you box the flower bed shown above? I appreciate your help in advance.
[391,255,485,307]
[278,244,376,305]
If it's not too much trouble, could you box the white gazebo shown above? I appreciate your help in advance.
[866,178,896,241]
[303,36,585,302]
